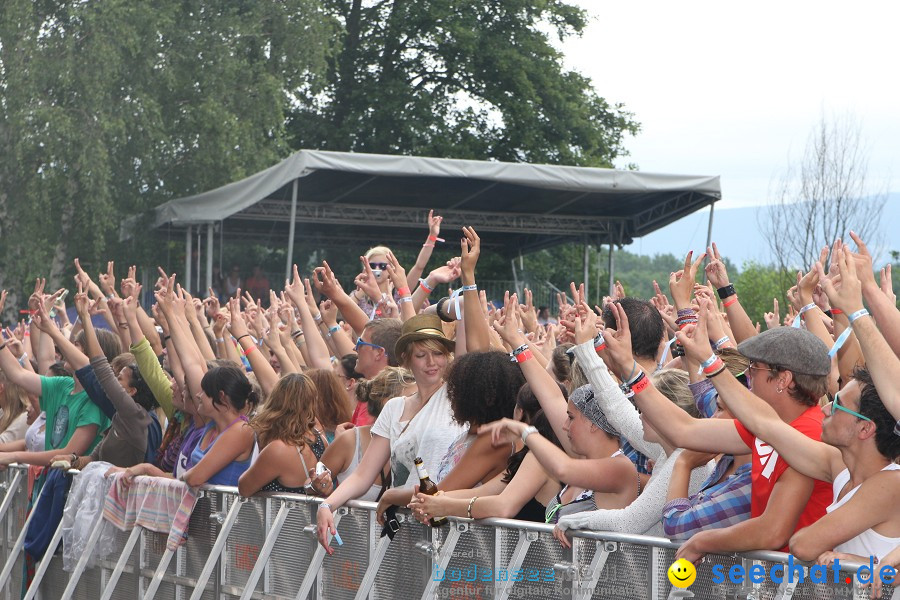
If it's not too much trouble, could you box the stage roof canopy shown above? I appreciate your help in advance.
[154,150,722,259]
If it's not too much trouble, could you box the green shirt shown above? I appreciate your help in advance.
[40,376,109,452]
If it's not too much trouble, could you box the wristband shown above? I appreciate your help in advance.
[467,496,479,519]
[706,365,729,378]
[716,284,736,300]
[418,278,434,294]
[163,334,171,342]
[427,235,444,243]
[513,350,534,364]
[0,342,8,352]
[397,296,413,304]
[521,426,538,443]
[830,308,843,315]
[702,357,725,375]
[848,308,870,324]
[243,345,257,357]
[593,333,606,352]
[215,337,225,343]
[422,243,435,248]
[723,296,739,308]
[236,334,252,344]
[714,336,730,349]
[313,313,323,323]
[327,325,340,337]
[397,287,411,297]
[630,373,651,395]
[318,502,332,512]
[676,308,697,318]
[700,353,718,369]
[791,302,817,328]
[291,330,304,339]
[460,284,477,292]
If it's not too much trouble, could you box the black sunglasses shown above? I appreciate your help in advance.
[369,262,388,271]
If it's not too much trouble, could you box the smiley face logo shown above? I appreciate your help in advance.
[667,558,697,588]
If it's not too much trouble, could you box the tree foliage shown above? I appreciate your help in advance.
[288,0,639,166]
[0,0,334,316]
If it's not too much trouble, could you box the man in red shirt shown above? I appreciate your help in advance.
[600,302,832,562]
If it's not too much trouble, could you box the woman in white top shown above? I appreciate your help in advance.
[316,313,467,554]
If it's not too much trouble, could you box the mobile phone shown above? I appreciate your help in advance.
[315,462,330,476]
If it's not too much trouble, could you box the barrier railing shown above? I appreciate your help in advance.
[0,465,892,600]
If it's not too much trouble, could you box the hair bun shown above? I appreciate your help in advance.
[355,378,373,403]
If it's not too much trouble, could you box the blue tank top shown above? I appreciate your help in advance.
[189,417,252,486]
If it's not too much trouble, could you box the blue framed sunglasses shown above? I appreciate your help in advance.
[354,338,384,352]
[828,392,872,422]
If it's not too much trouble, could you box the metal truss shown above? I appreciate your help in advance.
[232,200,624,237]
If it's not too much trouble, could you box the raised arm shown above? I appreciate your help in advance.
[480,418,635,493]
[155,272,206,400]
[227,297,278,397]
[406,210,442,288]
[679,299,839,483]
[605,302,749,455]
[460,227,489,353]
[285,269,331,369]
[705,243,757,344]
[492,298,573,455]
[311,261,370,336]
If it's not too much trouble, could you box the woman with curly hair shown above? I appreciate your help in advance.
[238,373,322,496]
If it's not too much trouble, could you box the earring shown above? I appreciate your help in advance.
[776,387,783,394]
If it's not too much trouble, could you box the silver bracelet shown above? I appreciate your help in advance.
[521,426,538,443]
[318,502,332,512]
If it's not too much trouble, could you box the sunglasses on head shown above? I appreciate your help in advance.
[369,262,388,271]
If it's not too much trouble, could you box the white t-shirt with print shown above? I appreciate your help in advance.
[371,385,467,488]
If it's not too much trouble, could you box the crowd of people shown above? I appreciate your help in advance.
[1,213,899,596]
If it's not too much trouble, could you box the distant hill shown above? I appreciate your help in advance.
[630,193,900,267]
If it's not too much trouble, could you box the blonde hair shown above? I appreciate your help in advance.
[356,367,415,419]
[251,373,318,449]
[0,370,30,435]
[364,246,392,260]
[400,339,451,369]
[650,368,699,418]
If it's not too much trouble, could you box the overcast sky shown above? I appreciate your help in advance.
[560,0,900,209]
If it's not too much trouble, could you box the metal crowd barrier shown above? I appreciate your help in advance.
[0,464,892,600]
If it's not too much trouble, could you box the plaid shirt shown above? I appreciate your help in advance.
[662,456,752,540]
[662,380,751,539]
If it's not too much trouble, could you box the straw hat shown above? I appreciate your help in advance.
[394,314,455,359]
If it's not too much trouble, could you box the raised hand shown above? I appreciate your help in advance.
[599,302,637,378]
[764,298,781,330]
[674,298,716,364]
[573,302,599,345]
[519,288,537,333]
[28,278,46,313]
[669,251,706,308]
[816,247,864,315]
[311,261,344,300]
[704,242,730,289]
[460,227,480,280]
[98,261,118,298]
[614,280,626,300]
[880,264,896,305]
[354,257,383,301]
[427,209,443,238]
[384,251,408,291]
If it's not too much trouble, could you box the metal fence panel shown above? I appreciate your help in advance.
[0,468,885,600]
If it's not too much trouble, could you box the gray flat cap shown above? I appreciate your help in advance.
[737,327,830,377]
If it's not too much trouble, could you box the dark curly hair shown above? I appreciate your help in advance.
[602,297,665,361]
[852,367,900,460]
[445,351,524,428]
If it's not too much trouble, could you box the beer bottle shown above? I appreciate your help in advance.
[415,457,447,527]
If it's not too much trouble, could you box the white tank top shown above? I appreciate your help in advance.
[337,427,382,503]
[828,463,900,560]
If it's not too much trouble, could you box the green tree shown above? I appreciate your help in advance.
[288,0,639,166]
[0,0,333,318]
